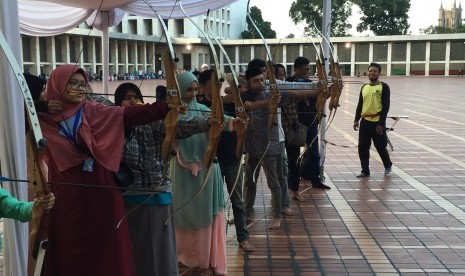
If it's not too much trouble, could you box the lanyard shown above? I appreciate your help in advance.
[59,107,83,145]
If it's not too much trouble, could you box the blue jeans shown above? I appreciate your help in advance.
[244,153,282,219]
[219,161,249,242]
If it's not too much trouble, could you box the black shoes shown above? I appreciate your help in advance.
[312,182,331,189]
[356,171,370,178]
[384,166,392,175]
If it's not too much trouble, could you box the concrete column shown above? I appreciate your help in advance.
[406,42,411,76]
[445,41,451,76]
[90,36,96,72]
[64,35,70,64]
[50,36,56,69]
[387,43,392,76]
[282,45,287,65]
[350,43,355,76]
[77,37,84,67]
[116,41,120,73]
[124,40,129,74]
[235,45,240,73]
[425,41,430,76]
[34,37,40,74]
[369,43,373,63]
[101,11,110,93]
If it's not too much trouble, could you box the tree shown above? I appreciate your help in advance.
[420,24,465,34]
[355,0,410,35]
[286,33,295,38]
[289,0,353,37]
[241,6,276,39]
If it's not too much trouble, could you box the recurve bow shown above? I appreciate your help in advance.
[178,4,224,170]
[0,29,49,276]
[154,12,183,171]
[206,10,248,160]
[246,0,279,131]
[313,35,330,125]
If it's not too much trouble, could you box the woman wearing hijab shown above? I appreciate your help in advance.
[38,64,170,276]
[114,82,217,276]
[24,73,62,114]
[171,72,239,275]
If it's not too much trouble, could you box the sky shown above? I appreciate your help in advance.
[249,0,464,38]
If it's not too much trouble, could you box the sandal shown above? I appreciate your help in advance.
[269,218,281,229]
[292,192,306,202]
[239,240,255,252]
[282,207,294,216]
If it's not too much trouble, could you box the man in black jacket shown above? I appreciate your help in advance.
[285,57,330,190]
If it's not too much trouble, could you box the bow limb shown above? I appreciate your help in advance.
[203,69,225,168]
[0,29,49,274]
[161,50,181,163]
[226,73,247,160]
[313,26,343,134]
[206,18,248,160]
[202,10,224,169]
[152,10,183,165]
[310,33,330,125]
[246,2,279,131]
[205,11,247,222]
[179,4,224,168]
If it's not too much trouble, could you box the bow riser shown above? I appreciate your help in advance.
[203,70,224,168]
[315,59,329,124]
[0,29,50,274]
[161,50,181,161]
[26,131,50,260]
[265,61,279,130]
[206,27,248,160]
[328,56,343,111]
[225,73,247,159]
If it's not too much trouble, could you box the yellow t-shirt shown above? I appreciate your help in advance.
[361,83,383,122]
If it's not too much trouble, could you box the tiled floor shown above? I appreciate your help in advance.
[3,76,465,275]
[220,76,465,275]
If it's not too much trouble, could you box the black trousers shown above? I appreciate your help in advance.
[358,119,392,174]
[285,141,300,192]
[286,119,321,191]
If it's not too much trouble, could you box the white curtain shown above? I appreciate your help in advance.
[0,1,30,275]
[19,0,94,36]
[18,0,240,35]
[123,0,240,19]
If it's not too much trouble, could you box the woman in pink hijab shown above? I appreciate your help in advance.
[38,64,169,276]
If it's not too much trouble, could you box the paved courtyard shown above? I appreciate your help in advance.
[220,75,465,275]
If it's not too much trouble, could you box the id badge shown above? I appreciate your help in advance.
[83,157,94,172]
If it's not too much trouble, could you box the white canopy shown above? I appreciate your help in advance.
[19,0,240,36]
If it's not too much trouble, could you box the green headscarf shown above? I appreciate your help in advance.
[177,71,198,98]
[175,71,209,163]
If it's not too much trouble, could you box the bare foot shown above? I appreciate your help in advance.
[239,240,255,252]
[198,267,214,276]
[269,218,281,229]
[282,207,294,216]
[292,191,306,202]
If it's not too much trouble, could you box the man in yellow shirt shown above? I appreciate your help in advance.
[353,63,392,178]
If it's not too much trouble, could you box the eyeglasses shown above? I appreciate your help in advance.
[123,96,143,102]
[68,80,89,90]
